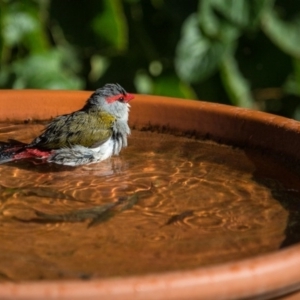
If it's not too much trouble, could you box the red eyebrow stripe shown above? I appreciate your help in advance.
[125,93,134,101]
[106,93,134,103]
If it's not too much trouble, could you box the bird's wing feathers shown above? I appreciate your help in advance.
[32,110,116,149]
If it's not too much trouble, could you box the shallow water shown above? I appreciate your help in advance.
[0,123,300,281]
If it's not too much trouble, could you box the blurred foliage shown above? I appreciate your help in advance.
[0,0,300,119]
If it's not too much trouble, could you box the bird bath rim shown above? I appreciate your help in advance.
[0,89,300,300]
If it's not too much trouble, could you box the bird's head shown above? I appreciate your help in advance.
[84,83,134,120]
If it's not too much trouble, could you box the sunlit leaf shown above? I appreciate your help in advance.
[135,70,196,99]
[198,0,220,38]
[1,2,48,52]
[220,51,254,108]
[92,0,128,52]
[248,0,274,29]
[261,9,300,59]
[201,0,250,29]
[134,70,153,94]
[12,48,83,89]
[89,55,110,82]
[199,0,243,42]
[175,14,226,83]
[216,0,250,27]
[2,11,38,46]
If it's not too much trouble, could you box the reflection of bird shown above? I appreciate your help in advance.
[0,83,134,166]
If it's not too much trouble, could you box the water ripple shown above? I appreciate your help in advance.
[0,125,297,280]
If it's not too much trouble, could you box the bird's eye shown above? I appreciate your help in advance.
[118,97,124,102]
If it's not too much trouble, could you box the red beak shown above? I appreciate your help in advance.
[125,93,134,102]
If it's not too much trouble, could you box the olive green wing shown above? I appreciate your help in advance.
[32,110,116,149]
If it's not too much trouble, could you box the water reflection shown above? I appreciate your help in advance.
[0,124,299,281]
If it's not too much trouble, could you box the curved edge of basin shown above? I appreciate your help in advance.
[2,89,300,161]
[0,89,300,300]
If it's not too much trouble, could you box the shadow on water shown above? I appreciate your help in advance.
[13,193,141,228]
[244,149,300,248]
[1,155,149,228]
[3,142,300,247]
[3,126,300,281]
[254,177,300,248]
[4,159,85,174]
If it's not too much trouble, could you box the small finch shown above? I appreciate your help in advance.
[0,83,134,166]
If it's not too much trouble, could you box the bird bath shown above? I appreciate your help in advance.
[0,90,300,299]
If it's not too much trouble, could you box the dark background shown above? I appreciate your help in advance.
[1,0,300,119]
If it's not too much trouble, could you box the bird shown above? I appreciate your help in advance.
[0,83,134,166]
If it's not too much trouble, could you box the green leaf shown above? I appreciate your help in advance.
[1,2,49,52]
[248,0,274,29]
[2,11,38,46]
[152,74,197,99]
[134,70,153,94]
[284,59,300,97]
[261,8,300,59]
[199,0,244,42]
[220,51,254,108]
[92,0,128,52]
[0,65,10,86]
[12,48,83,89]
[198,0,220,38]
[89,55,110,82]
[206,0,250,28]
[175,14,226,83]
[134,70,196,99]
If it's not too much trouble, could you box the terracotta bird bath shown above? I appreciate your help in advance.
[0,89,300,299]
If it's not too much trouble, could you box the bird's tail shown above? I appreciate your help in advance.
[0,141,51,164]
[0,141,26,164]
